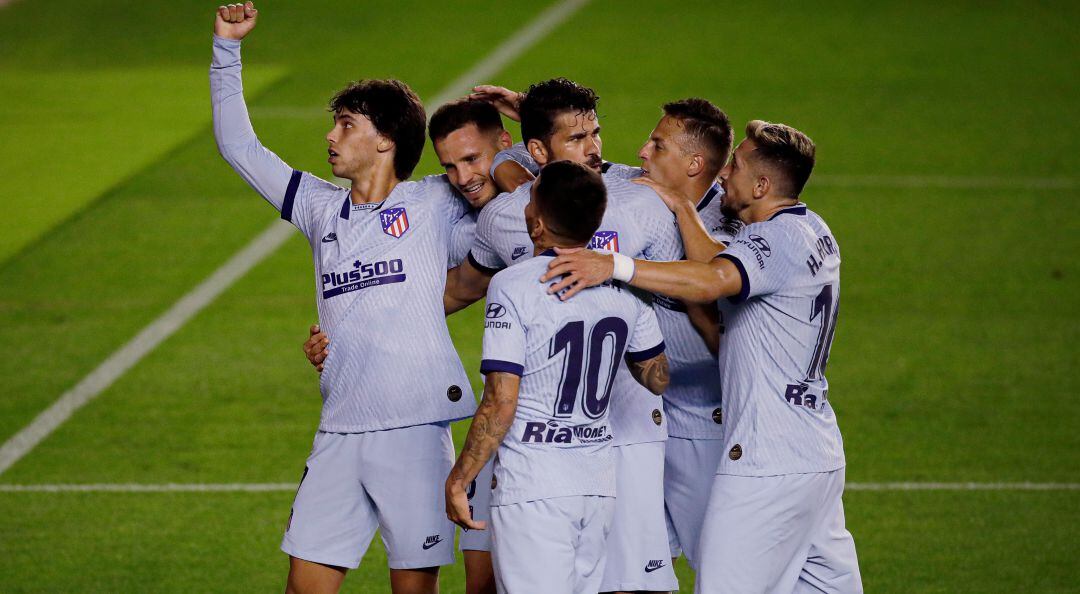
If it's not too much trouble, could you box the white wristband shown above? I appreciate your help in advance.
[611,252,636,283]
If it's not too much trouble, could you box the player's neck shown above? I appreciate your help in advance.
[348,165,399,204]
[747,197,800,224]
[533,238,585,256]
[678,175,718,207]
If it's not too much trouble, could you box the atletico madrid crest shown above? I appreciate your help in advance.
[381,207,409,238]
[587,230,619,252]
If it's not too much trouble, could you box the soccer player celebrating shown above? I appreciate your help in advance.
[211,4,476,593]
[445,161,670,594]
[482,91,741,574]
[449,78,684,593]
[542,121,864,593]
[303,96,516,594]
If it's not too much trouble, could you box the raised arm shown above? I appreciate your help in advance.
[210,2,294,208]
[445,372,521,529]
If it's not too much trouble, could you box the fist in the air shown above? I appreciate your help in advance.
[214,2,258,41]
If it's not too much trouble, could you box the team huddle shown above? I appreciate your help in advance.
[212,3,862,593]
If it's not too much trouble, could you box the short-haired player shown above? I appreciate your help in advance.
[445,161,670,593]
[542,120,863,593]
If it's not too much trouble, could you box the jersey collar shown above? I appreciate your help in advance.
[697,182,722,212]
[768,203,807,220]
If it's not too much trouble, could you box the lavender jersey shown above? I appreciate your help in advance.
[448,207,477,268]
[469,173,681,446]
[599,163,744,440]
[211,36,475,432]
[480,254,665,505]
[714,204,845,475]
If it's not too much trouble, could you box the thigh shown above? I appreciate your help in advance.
[664,437,724,569]
[695,473,831,594]
[491,499,578,594]
[361,423,457,570]
[574,496,616,594]
[459,458,495,553]
[796,470,863,594]
[601,441,679,593]
[281,432,379,570]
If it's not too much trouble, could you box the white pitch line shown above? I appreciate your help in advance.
[1,482,1077,493]
[0,0,593,477]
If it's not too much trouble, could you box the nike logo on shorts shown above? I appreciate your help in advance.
[422,535,443,550]
[644,559,666,573]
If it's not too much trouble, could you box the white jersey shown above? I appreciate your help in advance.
[211,36,475,433]
[469,173,681,446]
[714,204,845,475]
[605,165,743,440]
[480,254,665,505]
[448,207,477,268]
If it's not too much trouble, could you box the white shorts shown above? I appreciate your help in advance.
[664,436,724,569]
[601,441,679,592]
[490,495,614,594]
[696,468,863,594]
[281,424,456,570]
[459,458,494,552]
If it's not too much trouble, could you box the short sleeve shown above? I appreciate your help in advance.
[479,274,527,376]
[467,198,510,274]
[715,221,792,303]
[490,142,540,177]
[625,298,665,362]
[447,209,477,268]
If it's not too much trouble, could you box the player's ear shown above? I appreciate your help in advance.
[528,213,545,241]
[527,139,549,167]
[686,153,705,178]
[498,129,513,150]
[754,174,770,199]
[376,134,395,154]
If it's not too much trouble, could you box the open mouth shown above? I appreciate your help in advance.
[327,149,339,162]
[461,181,485,197]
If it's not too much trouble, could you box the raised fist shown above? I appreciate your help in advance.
[214,2,258,41]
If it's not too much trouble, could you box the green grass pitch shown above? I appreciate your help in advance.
[0,0,1077,591]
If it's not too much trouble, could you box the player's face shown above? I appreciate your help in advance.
[434,124,510,209]
[326,109,383,179]
[544,110,603,172]
[638,115,690,187]
[718,139,757,220]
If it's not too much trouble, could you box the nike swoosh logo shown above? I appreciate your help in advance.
[321,233,337,243]
[422,537,443,550]
[644,563,666,573]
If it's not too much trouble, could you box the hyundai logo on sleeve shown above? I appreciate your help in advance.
[486,303,506,319]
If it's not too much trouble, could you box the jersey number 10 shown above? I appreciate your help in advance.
[549,317,629,420]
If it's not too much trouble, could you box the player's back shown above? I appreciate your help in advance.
[480,252,664,506]
[715,204,845,476]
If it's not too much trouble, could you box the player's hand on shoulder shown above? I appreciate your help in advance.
[633,176,694,213]
[302,324,329,373]
[541,247,614,300]
[471,85,523,122]
[214,1,258,40]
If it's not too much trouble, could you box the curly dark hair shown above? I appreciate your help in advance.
[662,98,733,169]
[519,78,599,144]
[329,79,426,181]
[428,98,504,143]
